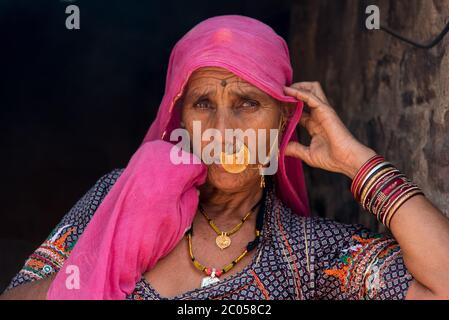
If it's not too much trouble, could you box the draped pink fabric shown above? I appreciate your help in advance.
[47,14,310,300]
[47,141,207,299]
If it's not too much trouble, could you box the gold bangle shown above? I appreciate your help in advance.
[360,167,394,208]
[385,188,424,228]
[381,184,417,226]
[355,160,390,199]
[375,177,408,221]
[360,167,397,210]
[368,172,405,214]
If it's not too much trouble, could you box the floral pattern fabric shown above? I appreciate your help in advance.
[5,169,413,300]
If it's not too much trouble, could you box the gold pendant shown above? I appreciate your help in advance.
[215,232,231,250]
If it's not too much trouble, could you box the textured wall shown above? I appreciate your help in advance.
[289,0,449,231]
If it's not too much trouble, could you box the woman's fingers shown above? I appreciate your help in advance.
[285,141,312,164]
[299,111,316,135]
[299,111,311,126]
[284,86,325,109]
[289,82,330,104]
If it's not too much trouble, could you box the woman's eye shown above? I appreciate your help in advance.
[241,100,259,109]
[194,100,212,109]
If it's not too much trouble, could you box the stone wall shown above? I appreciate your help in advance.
[289,0,449,231]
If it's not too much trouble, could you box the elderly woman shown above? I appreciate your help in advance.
[2,15,449,300]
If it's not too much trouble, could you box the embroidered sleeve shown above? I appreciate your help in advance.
[311,218,413,300]
[4,169,123,292]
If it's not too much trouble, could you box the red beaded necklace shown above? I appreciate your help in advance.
[186,188,266,288]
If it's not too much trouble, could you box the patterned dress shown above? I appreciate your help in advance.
[5,169,413,300]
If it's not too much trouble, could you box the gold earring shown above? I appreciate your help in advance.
[258,164,265,189]
[281,121,287,133]
[279,115,287,133]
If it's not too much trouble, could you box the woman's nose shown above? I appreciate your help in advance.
[209,108,235,136]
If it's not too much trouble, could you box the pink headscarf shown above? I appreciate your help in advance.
[144,14,310,216]
[47,14,310,300]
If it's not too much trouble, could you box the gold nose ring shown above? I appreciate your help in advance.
[219,142,250,174]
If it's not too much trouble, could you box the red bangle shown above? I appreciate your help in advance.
[371,176,407,216]
[351,155,385,199]
[350,155,383,195]
[378,182,414,224]
[350,154,424,228]
[363,170,400,210]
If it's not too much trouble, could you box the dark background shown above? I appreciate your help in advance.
[0,0,295,292]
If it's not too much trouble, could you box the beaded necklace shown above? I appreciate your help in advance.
[198,198,261,250]
[186,185,267,288]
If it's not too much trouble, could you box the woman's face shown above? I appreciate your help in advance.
[181,66,289,192]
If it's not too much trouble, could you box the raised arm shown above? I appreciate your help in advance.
[283,82,449,299]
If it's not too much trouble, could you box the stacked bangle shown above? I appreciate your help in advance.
[350,154,424,228]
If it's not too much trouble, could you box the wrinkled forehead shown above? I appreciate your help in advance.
[188,66,248,85]
[186,66,275,99]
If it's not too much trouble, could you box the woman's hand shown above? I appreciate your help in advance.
[284,83,449,300]
[283,82,377,179]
